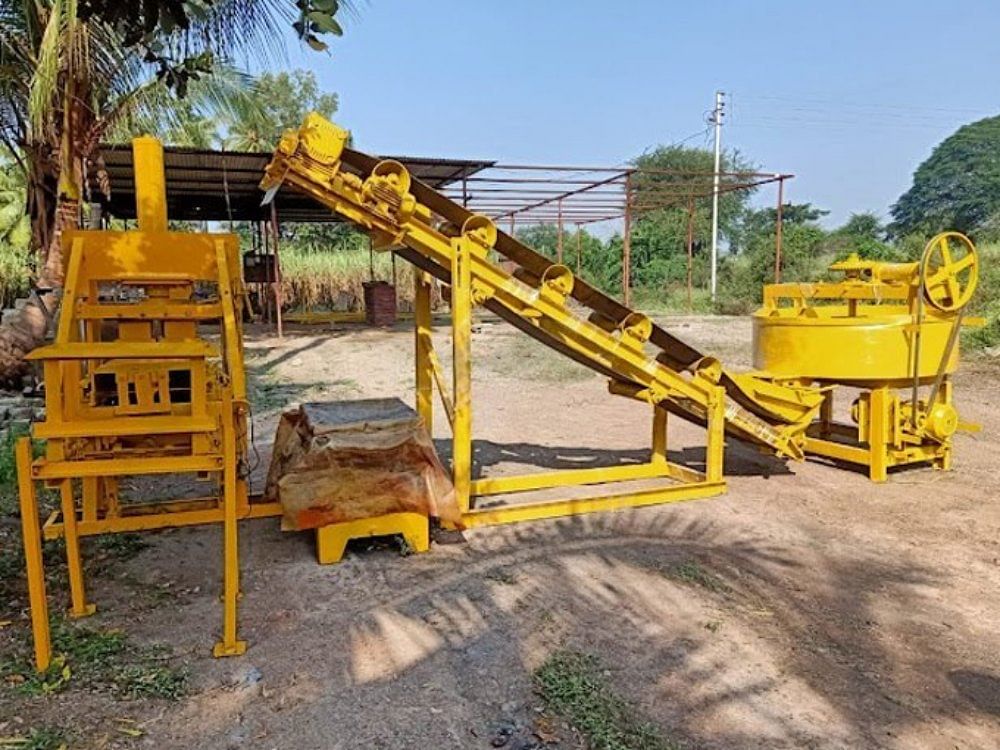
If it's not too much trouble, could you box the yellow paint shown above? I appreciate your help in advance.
[261,113,744,531]
[470,461,673,497]
[316,512,430,564]
[451,236,473,514]
[460,479,726,529]
[414,271,434,433]
[18,133,253,670]
[755,234,977,481]
[16,438,51,672]
[262,113,822,460]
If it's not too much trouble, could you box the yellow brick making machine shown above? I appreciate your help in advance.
[14,115,980,672]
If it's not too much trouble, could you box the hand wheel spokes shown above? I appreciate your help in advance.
[921,232,978,312]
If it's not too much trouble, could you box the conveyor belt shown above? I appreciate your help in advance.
[262,116,824,458]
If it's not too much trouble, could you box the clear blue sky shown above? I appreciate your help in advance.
[271,0,998,228]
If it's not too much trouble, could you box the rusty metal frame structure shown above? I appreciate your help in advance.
[439,164,793,307]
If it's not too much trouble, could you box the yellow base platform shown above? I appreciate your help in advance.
[315,512,430,564]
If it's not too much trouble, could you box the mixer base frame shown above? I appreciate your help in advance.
[802,385,952,482]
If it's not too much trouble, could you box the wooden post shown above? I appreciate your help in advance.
[269,203,284,338]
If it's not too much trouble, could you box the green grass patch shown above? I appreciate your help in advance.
[534,650,680,750]
[632,286,715,315]
[5,728,68,750]
[1,618,188,700]
[964,241,1000,351]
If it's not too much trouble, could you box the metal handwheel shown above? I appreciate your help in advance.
[921,232,978,312]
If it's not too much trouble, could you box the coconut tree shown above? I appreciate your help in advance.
[0,0,274,386]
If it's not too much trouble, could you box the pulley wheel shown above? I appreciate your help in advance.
[921,232,978,312]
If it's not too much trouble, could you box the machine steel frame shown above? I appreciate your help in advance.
[261,116,737,530]
[16,137,282,672]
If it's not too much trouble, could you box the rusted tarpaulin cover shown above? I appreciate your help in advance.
[265,398,460,530]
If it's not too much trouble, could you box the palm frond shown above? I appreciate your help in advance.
[27,0,64,139]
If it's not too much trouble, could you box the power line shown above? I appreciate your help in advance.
[735,93,986,116]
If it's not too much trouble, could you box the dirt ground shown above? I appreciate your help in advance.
[3,315,999,749]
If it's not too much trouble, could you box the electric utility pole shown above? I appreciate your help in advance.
[709,90,725,301]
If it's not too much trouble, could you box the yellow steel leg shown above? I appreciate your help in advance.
[213,396,246,658]
[937,378,954,471]
[819,389,834,438]
[651,405,668,464]
[706,387,726,483]
[451,238,473,513]
[868,387,890,482]
[81,477,99,523]
[60,479,95,619]
[415,270,434,433]
[16,438,51,672]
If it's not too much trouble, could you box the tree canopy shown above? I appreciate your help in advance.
[891,115,1000,238]
[626,145,756,289]
[77,1,347,95]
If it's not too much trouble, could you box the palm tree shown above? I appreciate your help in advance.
[0,0,281,386]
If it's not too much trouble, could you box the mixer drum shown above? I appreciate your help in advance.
[752,304,959,386]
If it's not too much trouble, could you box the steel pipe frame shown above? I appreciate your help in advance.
[405,208,728,529]
[16,138,258,672]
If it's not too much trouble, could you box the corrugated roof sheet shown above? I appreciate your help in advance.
[88,145,494,223]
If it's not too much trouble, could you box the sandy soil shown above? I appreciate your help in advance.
[3,316,999,749]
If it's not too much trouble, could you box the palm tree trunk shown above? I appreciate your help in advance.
[0,113,82,389]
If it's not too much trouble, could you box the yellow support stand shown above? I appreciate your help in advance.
[16,134,280,670]
[315,512,430,564]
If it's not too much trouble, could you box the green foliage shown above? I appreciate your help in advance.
[534,650,679,750]
[1,619,188,700]
[964,241,1000,350]
[225,70,339,151]
[892,116,1000,238]
[716,218,828,314]
[160,68,339,152]
[77,1,350,96]
[625,146,756,294]
[278,242,413,311]
[825,211,902,262]
[665,560,728,593]
[17,728,67,750]
[0,161,31,306]
[514,224,617,292]
[0,424,26,492]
